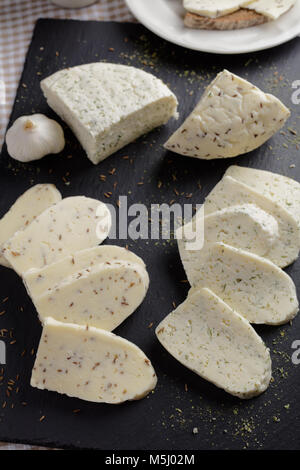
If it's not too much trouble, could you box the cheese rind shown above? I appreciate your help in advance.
[164,70,290,159]
[156,287,271,399]
[23,245,146,299]
[225,165,300,226]
[247,0,296,19]
[183,0,255,18]
[187,242,298,325]
[31,317,157,404]
[41,63,178,165]
[0,184,61,268]
[177,203,279,278]
[3,196,111,276]
[204,175,300,267]
[33,261,149,331]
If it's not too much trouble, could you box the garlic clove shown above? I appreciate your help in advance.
[5,114,65,162]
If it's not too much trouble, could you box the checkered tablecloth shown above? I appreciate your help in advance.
[0,0,134,450]
[0,0,134,148]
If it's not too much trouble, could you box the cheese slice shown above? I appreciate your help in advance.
[0,184,61,268]
[177,204,279,280]
[183,0,255,18]
[23,245,146,299]
[31,317,157,404]
[164,70,290,159]
[225,165,300,226]
[247,0,296,19]
[187,242,298,325]
[3,196,111,276]
[156,287,271,399]
[33,260,149,331]
[41,63,178,165]
[204,175,300,267]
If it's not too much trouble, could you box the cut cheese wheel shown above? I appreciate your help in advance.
[188,242,298,325]
[247,0,296,19]
[24,245,146,299]
[225,165,300,226]
[31,317,157,404]
[177,204,279,279]
[156,287,271,399]
[0,184,61,268]
[183,0,255,18]
[164,70,290,159]
[204,175,300,267]
[41,63,178,165]
[33,261,149,331]
[3,196,112,276]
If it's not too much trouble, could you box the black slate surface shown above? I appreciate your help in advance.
[0,19,300,450]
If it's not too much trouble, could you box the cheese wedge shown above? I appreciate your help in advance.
[24,245,146,299]
[164,70,290,159]
[33,261,149,331]
[247,0,296,19]
[156,287,271,399]
[0,184,61,268]
[41,63,178,165]
[177,204,279,279]
[183,0,255,18]
[31,317,157,404]
[225,165,300,226]
[187,242,298,325]
[3,196,111,276]
[204,175,300,267]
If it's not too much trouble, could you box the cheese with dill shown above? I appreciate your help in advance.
[33,260,149,331]
[177,203,279,280]
[225,165,300,225]
[164,70,290,159]
[183,0,255,18]
[31,317,157,404]
[187,242,298,325]
[247,0,296,19]
[204,175,300,267]
[3,196,111,276]
[41,63,178,165]
[156,287,271,399]
[0,184,61,268]
[24,245,146,299]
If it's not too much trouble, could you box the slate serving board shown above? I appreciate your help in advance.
[0,19,300,450]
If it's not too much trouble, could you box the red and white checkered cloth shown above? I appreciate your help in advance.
[0,0,134,147]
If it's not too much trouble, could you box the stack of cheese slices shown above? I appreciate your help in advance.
[0,185,157,404]
[156,165,300,399]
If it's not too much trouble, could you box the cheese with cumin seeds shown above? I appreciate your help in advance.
[156,287,271,399]
[31,317,157,404]
[33,260,149,331]
[0,184,61,268]
[204,175,300,268]
[3,196,111,276]
[41,63,178,165]
[187,242,298,325]
[164,70,290,159]
[183,0,255,18]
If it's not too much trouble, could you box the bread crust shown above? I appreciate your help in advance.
[184,8,268,30]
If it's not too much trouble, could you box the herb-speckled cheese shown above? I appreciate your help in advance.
[24,245,146,299]
[33,260,149,331]
[183,0,255,17]
[204,175,300,267]
[0,184,61,268]
[3,196,111,276]
[188,242,298,325]
[225,165,300,226]
[156,287,271,399]
[177,203,279,281]
[41,63,178,165]
[164,70,290,159]
[247,0,296,19]
[31,317,157,404]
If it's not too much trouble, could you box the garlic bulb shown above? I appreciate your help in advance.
[5,114,65,162]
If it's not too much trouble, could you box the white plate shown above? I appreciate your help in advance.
[126,0,300,54]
